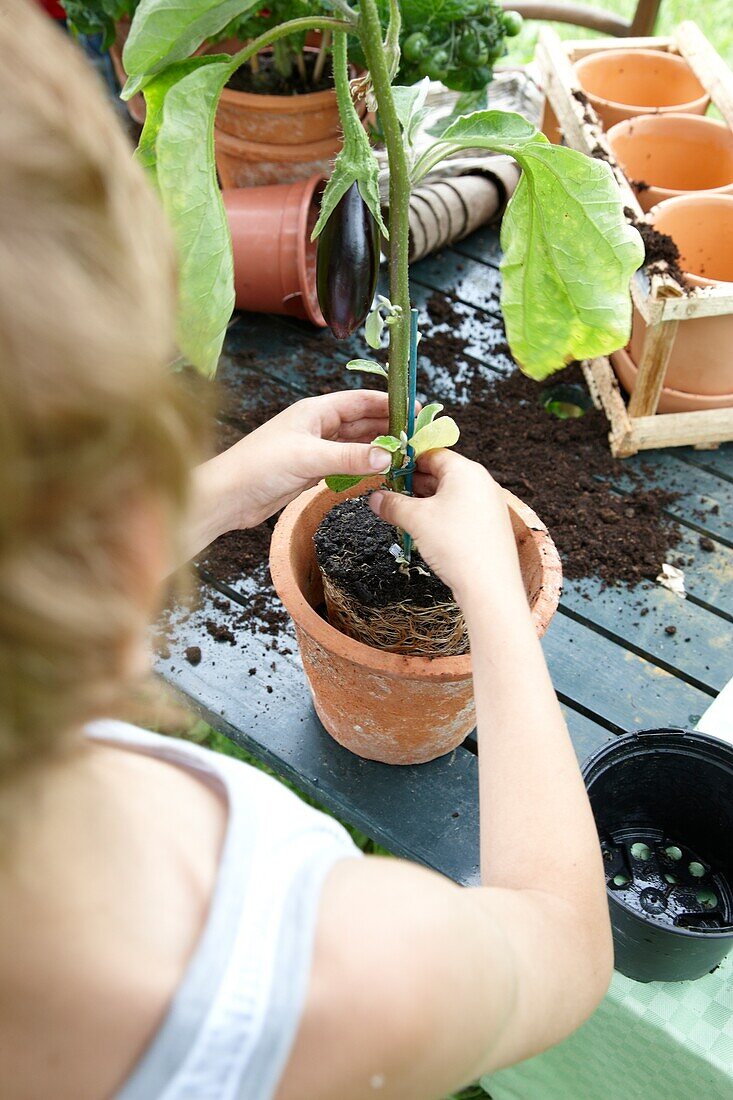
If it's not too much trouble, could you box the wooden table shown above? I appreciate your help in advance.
[158,222,733,888]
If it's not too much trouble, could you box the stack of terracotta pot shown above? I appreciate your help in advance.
[573,46,733,411]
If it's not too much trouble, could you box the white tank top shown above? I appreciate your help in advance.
[86,720,360,1100]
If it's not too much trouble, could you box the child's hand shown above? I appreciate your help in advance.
[189,391,395,554]
[369,449,526,606]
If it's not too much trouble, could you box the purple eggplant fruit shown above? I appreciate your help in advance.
[316,181,380,339]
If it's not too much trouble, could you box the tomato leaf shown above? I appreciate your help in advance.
[155,60,234,377]
[346,359,389,379]
[409,416,460,456]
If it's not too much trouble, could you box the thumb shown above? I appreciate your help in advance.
[369,489,420,533]
[311,439,391,478]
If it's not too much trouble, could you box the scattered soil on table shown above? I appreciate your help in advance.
[422,295,681,588]
[226,51,334,96]
[631,178,650,193]
[314,493,453,608]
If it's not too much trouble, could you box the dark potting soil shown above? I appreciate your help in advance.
[226,51,334,96]
[623,206,687,287]
[313,492,453,609]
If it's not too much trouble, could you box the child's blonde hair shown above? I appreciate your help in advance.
[0,0,204,772]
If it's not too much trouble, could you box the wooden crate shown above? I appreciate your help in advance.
[536,21,733,457]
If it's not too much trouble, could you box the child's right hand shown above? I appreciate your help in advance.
[369,449,527,607]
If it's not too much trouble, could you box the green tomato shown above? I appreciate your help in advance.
[457,33,489,66]
[424,48,450,82]
[502,9,523,36]
[402,31,430,63]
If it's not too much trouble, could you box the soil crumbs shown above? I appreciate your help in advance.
[226,51,334,96]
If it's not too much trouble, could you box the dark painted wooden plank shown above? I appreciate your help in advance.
[411,249,503,315]
[622,452,733,546]
[542,612,712,734]
[658,525,733,619]
[676,444,733,483]
[561,578,731,695]
[450,224,503,268]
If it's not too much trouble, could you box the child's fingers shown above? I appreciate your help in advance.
[335,417,391,442]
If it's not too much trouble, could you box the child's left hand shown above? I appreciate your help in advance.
[187,390,393,557]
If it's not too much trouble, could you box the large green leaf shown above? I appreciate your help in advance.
[155,60,235,377]
[123,0,257,80]
[135,55,229,179]
[422,111,644,379]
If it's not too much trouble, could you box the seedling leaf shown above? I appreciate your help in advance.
[371,434,403,453]
[346,358,389,379]
[325,474,366,493]
[365,309,385,349]
[409,416,460,456]
[414,402,443,433]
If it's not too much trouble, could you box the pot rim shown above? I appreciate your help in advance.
[269,479,563,681]
[219,46,357,111]
[647,193,733,289]
[607,113,733,202]
[292,174,326,327]
[574,47,709,115]
[214,125,341,159]
[583,727,733,939]
[611,347,733,410]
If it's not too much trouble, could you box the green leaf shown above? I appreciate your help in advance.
[414,401,443,433]
[500,145,644,379]
[371,434,403,453]
[135,55,229,180]
[346,358,389,379]
[156,60,235,377]
[409,416,460,456]
[392,78,430,145]
[325,474,366,493]
[365,309,385,349]
[422,110,644,379]
[123,0,257,78]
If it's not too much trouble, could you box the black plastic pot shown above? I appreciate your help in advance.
[583,728,733,983]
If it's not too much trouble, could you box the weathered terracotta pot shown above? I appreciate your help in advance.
[215,126,341,189]
[625,195,733,404]
[608,114,733,212]
[213,43,366,188]
[269,478,562,766]
[574,49,709,130]
[223,175,325,326]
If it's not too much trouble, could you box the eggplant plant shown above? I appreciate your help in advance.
[122,0,643,499]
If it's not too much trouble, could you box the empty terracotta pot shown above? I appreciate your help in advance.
[607,114,733,212]
[623,194,733,404]
[269,477,562,766]
[574,49,709,130]
[223,175,325,326]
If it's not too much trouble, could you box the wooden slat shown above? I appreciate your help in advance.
[563,35,674,60]
[627,318,681,419]
[675,20,733,129]
[450,224,503,268]
[624,451,733,545]
[411,250,502,315]
[561,578,731,695]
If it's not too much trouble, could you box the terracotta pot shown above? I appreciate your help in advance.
[269,478,562,766]
[215,126,340,189]
[607,114,733,212]
[110,19,145,125]
[625,194,733,403]
[223,175,325,326]
[611,347,733,414]
[574,49,709,130]
[216,45,366,144]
